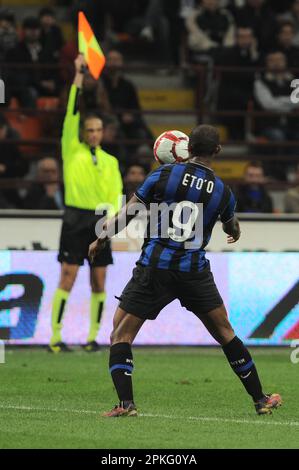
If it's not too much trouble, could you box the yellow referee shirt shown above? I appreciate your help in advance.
[61,84,123,213]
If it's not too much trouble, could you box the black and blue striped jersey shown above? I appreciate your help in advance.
[134,161,236,273]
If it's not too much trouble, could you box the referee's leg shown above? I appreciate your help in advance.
[86,266,107,346]
[50,262,79,347]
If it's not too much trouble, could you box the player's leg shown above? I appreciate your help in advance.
[84,266,107,350]
[103,266,175,417]
[103,308,145,417]
[198,304,282,414]
[49,262,79,350]
[113,306,127,330]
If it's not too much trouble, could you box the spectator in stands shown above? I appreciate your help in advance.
[0,9,18,61]
[254,51,299,145]
[39,7,64,60]
[233,0,277,51]
[81,72,111,115]
[132,144,153,173]
[123,164,146,199]
[0,113,28,207]
[236,161,273,213]
[185,0,235,61]
[280,0,299,46]
[23,157,64,210]
[0,191,12,209]
[60,70,112,116]
[284,164,299,213]
[59,23,77,85]
[128,0,174,64]
[215,27,259,138]
[276,21,299,67]
[102,50,153,153]
[101,115,127,173]
[6,17,59,107]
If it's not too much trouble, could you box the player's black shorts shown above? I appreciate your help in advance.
[58,206,113,267]
[118,262,223,320]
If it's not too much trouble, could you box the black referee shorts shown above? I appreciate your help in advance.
[118,262,223,320]
[58,206,113,267]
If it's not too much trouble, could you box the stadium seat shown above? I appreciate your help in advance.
[6,113,43,156]
[37,97,59,110]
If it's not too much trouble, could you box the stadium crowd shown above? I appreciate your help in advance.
[0,0,299,213]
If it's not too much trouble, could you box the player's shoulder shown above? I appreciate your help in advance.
[214,172,230,188]
[147,163,172,177]
[214,173,235,198]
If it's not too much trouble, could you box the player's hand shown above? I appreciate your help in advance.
[88,236,108,263]
[75,54,87,74]
[227,232,241,244]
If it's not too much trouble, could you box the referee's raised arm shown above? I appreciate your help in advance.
[61,54,86,157]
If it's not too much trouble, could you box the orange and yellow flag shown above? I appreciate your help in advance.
[78,11,106,79]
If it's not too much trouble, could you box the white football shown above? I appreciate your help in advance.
[153,130,189,164]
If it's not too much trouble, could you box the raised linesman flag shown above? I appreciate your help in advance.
[78,11,106,79]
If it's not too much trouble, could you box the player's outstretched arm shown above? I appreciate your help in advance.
[222,215,241,244]
[88,195,140,263]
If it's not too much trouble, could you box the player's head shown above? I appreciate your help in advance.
[81,113,104,147]
[188,125,221,161]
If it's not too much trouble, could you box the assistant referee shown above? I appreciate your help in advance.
[49,54,123,353]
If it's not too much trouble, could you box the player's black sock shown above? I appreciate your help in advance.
[109,342,134,405]
[222,336,264,402]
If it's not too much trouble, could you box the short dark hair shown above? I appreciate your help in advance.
[39,7,55,18]
[278,20,295,33]
[189,125,220,157]
[22,16,40,30]
[0,9,15,24]
[81,112,103,128]
[246,161,263,170]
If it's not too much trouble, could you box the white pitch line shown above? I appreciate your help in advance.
[0,404,298,428]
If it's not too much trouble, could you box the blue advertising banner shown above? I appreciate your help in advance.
[0,251,298,345]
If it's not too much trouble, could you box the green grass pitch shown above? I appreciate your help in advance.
[0,347,298,449]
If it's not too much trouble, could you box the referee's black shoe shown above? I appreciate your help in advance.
[82,341,101,352]
[47,342,73,353]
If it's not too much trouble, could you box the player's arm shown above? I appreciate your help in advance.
[88,195,140,263]
[89,167,162,262]
[61,54,86,156]
[222,215,241,244]
[220,188,241,244]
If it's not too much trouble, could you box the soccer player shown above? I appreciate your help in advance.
[89,125,282,416]
[49,54,123,353]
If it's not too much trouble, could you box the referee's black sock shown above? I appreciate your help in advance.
[109,342,134,406]
[222,336,264,402]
